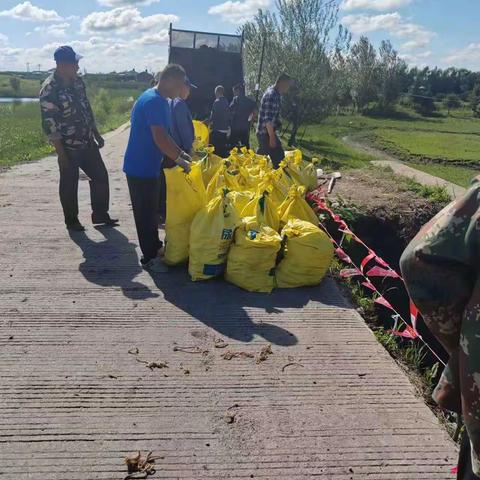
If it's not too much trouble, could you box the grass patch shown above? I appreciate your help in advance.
[0,87,139,168]
[399,177,452,203]
[408,162,477,189]
[291,123,376,170]
[0,74,41,98]
[375,128,480,164]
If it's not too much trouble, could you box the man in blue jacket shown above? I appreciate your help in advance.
[170,78,197,154]
[123,64,191,274]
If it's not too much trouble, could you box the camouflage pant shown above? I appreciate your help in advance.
[400,181,480,476]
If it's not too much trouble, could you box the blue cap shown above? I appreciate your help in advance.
[54,46,83,64]
[185,77,197,89]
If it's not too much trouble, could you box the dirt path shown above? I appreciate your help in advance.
[0,128,456,479]
[343,136,466,199]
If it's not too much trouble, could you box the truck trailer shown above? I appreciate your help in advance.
[168,25,244,120]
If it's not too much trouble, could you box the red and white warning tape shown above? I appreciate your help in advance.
[307,190,446,366]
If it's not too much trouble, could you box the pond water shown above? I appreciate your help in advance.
[0,97,39,103]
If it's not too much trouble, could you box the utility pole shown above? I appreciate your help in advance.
[255,36,266,104]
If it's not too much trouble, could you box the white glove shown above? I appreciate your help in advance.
[175,152,192,174]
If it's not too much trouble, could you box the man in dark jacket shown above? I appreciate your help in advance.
[39,46,118,231]
[229,83,257,149]
[210,85,230,158]
[170,77,196,155]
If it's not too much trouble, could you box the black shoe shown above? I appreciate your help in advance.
[67,221,85,231]
[92,213,119,226]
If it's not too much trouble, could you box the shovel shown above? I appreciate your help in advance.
[327,172,342,194]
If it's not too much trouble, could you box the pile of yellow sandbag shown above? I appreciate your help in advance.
[164,142,334,293]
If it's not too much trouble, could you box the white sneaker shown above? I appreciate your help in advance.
[142,257,168,273]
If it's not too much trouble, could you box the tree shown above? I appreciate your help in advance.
[376,40,407,111]
[348,36,379,113]
[243,0,351,144]
[443,93,461,115]
[471,83,480,118]
[9,77,20,96]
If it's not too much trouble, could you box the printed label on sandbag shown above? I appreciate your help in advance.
[221,228,233,240]
[203,263,226,276]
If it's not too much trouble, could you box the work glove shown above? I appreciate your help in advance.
[175,151,192,174]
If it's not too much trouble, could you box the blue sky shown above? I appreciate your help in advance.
[0,0,479,73]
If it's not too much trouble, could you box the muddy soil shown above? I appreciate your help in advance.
[331,168,448,267]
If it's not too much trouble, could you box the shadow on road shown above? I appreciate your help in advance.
[69,227,159,301]
[146,268,341,347]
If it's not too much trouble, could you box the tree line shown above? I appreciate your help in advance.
[242,0,480,142]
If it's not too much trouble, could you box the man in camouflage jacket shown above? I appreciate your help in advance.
[401,178,480,479]
[39,46,117,231]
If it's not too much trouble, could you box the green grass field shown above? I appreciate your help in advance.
[295,106,480,187]
[0,74,41,98]
[0,86,140,168]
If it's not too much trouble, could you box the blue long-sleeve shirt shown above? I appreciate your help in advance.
[169,98,194,153]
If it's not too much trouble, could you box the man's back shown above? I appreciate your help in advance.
[230,95,256,132]
[170,98,194,153]
[123,88,170,178]
[211,97,230,131]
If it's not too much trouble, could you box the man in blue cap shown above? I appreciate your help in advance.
[39,46,118,231]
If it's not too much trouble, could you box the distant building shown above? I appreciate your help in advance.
[136,70,154,84]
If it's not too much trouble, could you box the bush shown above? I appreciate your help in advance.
[412,95,437,116]
[443,93,461,115]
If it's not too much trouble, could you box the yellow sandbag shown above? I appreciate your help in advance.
[224,168,245,191]
[164,163,206,265]
[193,120,209,151]
[228,190,255,216]
[198,147,223,186]
[225,219,282,293]
[278,186,319,226]
[189,190,240,281]
[258,170,289,208]
[241,189,280,231]
[206,165,226,201]
[284,149,317,190]
[303,158,320,191]
[276,219,333,288]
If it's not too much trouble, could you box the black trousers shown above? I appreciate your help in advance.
[230,129,250,149]
[126,175,162,264]
[256,133,285,169]
[458,431,480,480]
[211,130,230,158]
[59,146,110,225]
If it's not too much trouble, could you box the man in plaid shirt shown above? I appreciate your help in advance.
[256,73,293,168]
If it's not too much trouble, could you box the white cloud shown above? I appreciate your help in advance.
[342,12,435,50]
[341,0,412,11]
[0,34,8,46]
[27,22,70,38]
[81,7,177,34]
[444,43,480,71]
[0,36,169,74]
[400,50,433,67]
[132,31,170,46]
[208,0,271,24]
[0,1,63,22]
[98,0,159,6]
